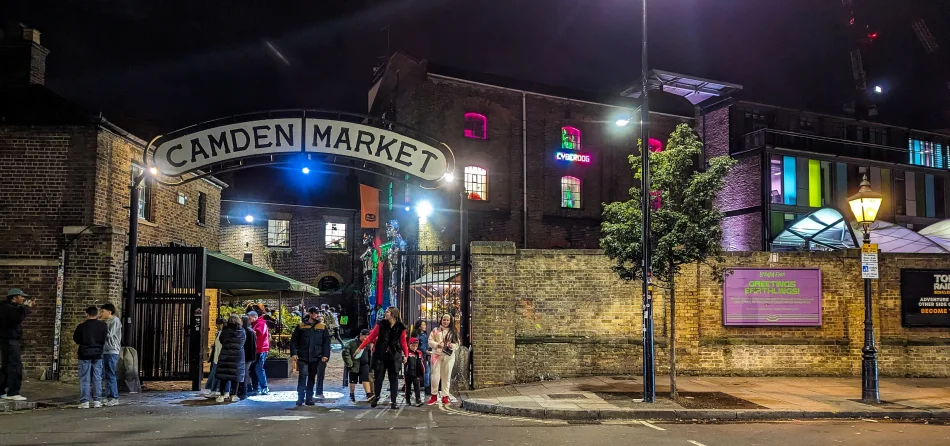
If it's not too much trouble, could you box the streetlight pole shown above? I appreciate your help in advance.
[848,174,882,404]
[639,0,656,404]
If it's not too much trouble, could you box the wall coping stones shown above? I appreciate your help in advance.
[881,338,950,347]
[516,335,668,347]
[699,337,851,346]
[470,241,517,255]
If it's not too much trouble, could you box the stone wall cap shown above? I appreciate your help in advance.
[63,225,125,236]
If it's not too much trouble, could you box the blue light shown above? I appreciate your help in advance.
[245,215,254,223]
[301,167,310,174]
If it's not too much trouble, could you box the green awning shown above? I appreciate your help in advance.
[206,251,319,296]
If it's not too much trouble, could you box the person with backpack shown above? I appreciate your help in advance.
[290,307,331,405]
[73,306,107,409]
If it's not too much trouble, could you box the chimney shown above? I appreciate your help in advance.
[0,23,50,86]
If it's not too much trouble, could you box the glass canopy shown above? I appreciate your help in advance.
[770,208,950,254]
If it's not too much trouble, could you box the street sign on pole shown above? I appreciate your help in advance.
[862,243,879,279]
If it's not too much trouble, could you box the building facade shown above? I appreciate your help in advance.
[702,100,950,251]
[0,25,224,380]
[369,53,693,249]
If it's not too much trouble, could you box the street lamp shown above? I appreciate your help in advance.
[848,174,883,404]
[244,215,254,223]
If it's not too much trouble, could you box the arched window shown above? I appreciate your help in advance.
[561,176,581,208]
[648,138,663,153]
[464,166,488,201]
[464,113,487,139]
[561,126,581,150]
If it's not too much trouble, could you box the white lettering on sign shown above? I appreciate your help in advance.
[151,118,451,181]
[555,151,591,163]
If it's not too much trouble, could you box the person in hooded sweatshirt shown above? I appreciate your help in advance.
[98,303,122,406]
[74,306,107,409]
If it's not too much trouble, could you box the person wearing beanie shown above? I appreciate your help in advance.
[98,303,122,406]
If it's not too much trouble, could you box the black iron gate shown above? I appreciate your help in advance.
[128,246,207,389]
[397,245,471,347]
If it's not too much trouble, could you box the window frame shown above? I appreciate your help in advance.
[463,166,489,201]
[324,221,347,250]
[560,176,582,209]
[131,165,153,222]
[463,113,487,140]
[561,126,581,150]
[197,192,207,226]
[267,219,291,248]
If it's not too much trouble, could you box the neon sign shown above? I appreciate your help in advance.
[555,151,591,163]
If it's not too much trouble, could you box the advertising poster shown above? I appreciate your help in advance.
[723,268,822,326]
[900,269,950,327]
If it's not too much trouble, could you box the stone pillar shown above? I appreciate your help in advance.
[470,241,517,388]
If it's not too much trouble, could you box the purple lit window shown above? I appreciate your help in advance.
[648,138,663,153]
[464,113,487,139]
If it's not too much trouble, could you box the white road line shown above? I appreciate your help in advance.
[374,409,387,419]
[355,410,371,420]
[638,420,667,431]
[687,440,707,446]
[394,407,404,418]
[428,410,438,428]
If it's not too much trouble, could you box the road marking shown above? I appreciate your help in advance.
[395,407,404,418]
[638,420,667,431]
[374,409,387,419]
[687,441,707,446]
[439,404,566,425]
[257,416,314,421]
[355,410,371,419]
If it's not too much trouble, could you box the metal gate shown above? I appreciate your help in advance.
[128,246,206,389]
[397,246,470,347]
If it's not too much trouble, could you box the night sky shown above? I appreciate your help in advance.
[3,1,949,206]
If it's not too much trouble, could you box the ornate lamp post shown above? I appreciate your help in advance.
[848,174,883,404]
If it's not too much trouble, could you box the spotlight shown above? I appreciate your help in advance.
[301,167,310,174]
[245,215,254,223]
[615,119,631,127]
[148,167,158,175]
[444,172,455,182]
[416,201,433,219]
[873,85,883,94]
[405,206,410,212]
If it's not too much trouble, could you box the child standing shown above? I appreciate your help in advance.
[404,337,426,407]
[73,306,107,409]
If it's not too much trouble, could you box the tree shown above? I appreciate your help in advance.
[601,123,735,399]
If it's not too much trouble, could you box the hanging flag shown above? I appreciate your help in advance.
[360,184,380,228]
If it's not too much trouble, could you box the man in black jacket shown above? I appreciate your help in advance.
[290,307,331,406]
[73,306,107,409]
[0,288,33,402]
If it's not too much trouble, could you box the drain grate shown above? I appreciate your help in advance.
[548,393,588,400]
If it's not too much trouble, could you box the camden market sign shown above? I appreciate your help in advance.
[151,115,452,182]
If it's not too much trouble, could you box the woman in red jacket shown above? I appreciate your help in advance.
[356,306,408,409]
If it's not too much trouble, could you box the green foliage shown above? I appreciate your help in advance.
[601,123,736,284]
[217,304,245,322]
[276,305,301,337]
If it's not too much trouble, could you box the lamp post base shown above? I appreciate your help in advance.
[861,346,880,404]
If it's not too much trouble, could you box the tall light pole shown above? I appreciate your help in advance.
[639,0,656,404]
[848,174,883,404]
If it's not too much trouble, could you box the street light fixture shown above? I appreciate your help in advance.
[847,174,883,404]
[616,119,631,127]
[416,200,433,220]
[244,215,254,223]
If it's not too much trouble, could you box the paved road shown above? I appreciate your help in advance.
[1,390,948,446]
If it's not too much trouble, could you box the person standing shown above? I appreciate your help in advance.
[290,307,331,406]
[410,320,430,393]
[343,329,373,403]
[98,303,122,406]
[404,338,425,406]
[427,314,460,406]
[356,306,408,409]
[74,306,107,409]
[0,288,33,401]
[321,304,345,347]
[247,310,270,395]
[202,318,225,398]
[214,315,246,403]
[237,314,257,400]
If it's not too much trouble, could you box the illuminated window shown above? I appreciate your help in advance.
[464,113,487,139]
[267,220,290,247]
[325,222,346,250]
[561,176,581,208]
[131,165,153,221]
[909,138,945,168]
[464,166,488,201]
[561,126,581,150]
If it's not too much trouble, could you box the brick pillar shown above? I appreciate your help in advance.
[470,241,517,388]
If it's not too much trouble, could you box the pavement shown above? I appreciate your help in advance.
[460,375,950,421]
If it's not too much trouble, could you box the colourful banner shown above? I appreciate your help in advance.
[360,184,379,228]
[723,268,822,326]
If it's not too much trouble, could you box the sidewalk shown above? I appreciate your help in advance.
[460,376,950,421]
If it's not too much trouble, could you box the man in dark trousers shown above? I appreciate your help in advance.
[290,307,331,406]
[0,288,33,402]
[73,306,107,409]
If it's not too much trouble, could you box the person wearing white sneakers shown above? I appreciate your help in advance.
[98,303,122,407]
[214,314,246,403]
[427,314,460,406]
[73,306,107,409]
[0,288,33,402]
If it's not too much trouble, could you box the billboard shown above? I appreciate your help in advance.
[900,269,950,327]
[723,268,822,326]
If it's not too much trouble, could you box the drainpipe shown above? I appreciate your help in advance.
[522,92,528,249]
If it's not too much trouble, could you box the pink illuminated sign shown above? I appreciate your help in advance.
[556,151,591,163]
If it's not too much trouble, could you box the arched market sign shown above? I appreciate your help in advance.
[148,111,454,183]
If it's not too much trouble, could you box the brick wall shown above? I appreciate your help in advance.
[470,242,950,388]
[0,261,57,376]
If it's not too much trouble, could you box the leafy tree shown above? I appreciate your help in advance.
[601,123,735,399]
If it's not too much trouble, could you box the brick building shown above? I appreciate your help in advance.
[0,24,224,380]
[701,100,950,251]
[368,53,693,249]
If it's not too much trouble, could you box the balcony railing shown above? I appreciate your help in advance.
[738,129,930,167]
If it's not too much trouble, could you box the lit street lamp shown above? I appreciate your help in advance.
[848,174,883,404]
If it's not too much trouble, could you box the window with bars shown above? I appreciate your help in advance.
[267,220,290,247]
[561,126,581,150]
[463,113,487,139]
[464,166,488,201]
[325,222,346,249]
[131,165,153,221]
[561,176,581,208]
